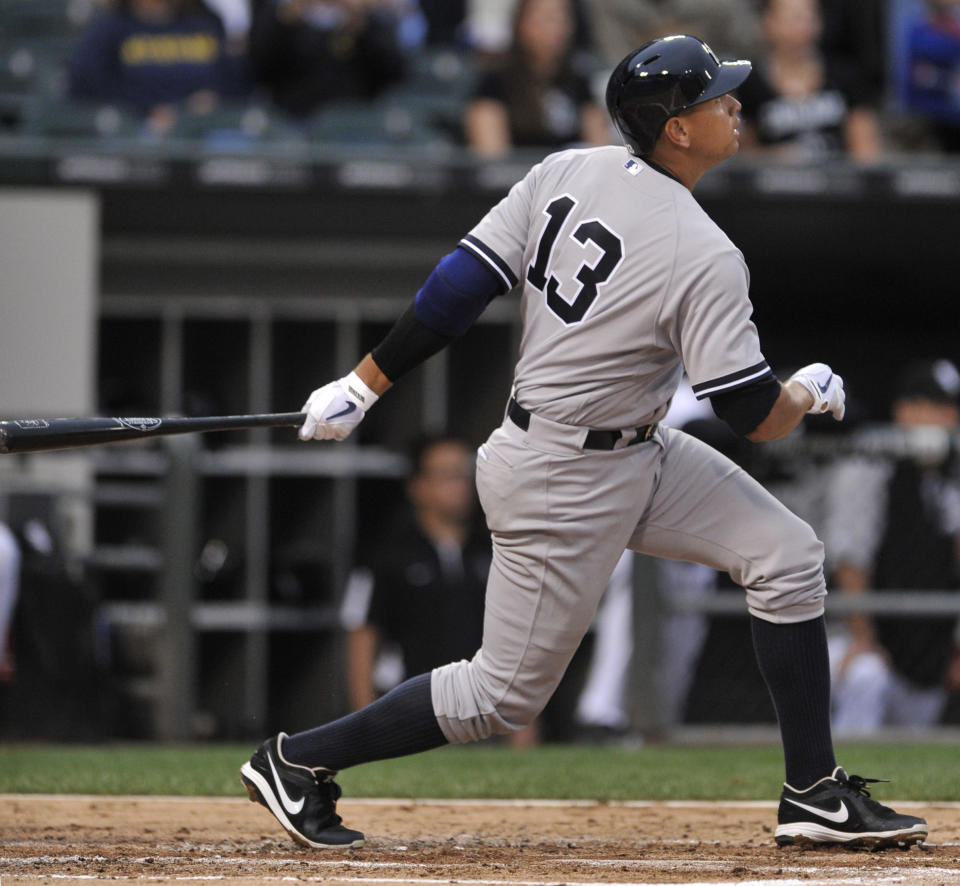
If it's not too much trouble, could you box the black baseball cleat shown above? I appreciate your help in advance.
[240,733,365,849]
[774,766,927,849]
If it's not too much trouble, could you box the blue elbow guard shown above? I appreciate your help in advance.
[413,247,503,337]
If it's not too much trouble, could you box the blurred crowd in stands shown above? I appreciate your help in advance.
[2,0,960,156]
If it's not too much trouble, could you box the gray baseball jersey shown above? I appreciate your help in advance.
[431,146,826,745]
[459,145,774,429]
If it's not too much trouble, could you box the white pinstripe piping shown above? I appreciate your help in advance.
[458,239,514,290]
[694,365,772,398]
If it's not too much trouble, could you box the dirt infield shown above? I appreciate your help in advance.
[3,795,960,885]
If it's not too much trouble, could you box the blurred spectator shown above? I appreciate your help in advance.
[659,0,760,59]
[824,358,960,734]
[0,523,21,683]
[203,0,253,42]
[463,0,609,158]
[418,0,468,45]
[464,0,521,54]
[68,0,249,135]
[340,435,489,712]
[581,0,663,67]
[819,0,887,110]
[583,1,758,69]
[902,0,960,152]
[248,0,411,119]
[463,0,592,55]
[201,0,258,82]
[736,0,882,162]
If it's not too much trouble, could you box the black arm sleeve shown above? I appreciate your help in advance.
[371,301,453,383]
[710,376,782,437]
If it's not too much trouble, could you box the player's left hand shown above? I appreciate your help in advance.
[299,372,379,441]
[789,362,845,421]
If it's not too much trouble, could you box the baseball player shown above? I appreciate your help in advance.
[241,34,927,850]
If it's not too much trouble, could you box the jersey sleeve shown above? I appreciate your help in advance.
[673,248,774,400]
[458,163,540,293]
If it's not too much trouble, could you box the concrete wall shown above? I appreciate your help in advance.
[0,189,99,416]
[0,189,100,555]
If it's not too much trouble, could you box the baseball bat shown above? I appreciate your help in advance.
[0,412,306,454]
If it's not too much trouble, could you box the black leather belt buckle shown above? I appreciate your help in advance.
[584,424,658,450]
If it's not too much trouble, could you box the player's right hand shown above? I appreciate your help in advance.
[299,372,378,441]
[789,362,845,421]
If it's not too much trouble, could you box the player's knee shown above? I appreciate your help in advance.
[430,657,546,743]
[742,516,826,622]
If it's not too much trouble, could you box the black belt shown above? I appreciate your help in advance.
[508,398,657,451]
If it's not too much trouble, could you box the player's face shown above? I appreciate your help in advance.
[681,93,743,164]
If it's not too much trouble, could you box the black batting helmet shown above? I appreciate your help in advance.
[606,34,752,156]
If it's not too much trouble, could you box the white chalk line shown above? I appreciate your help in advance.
[3,795,955,809]
[0,847,960,872]
[3,852,957,877]
[4,875,957,886]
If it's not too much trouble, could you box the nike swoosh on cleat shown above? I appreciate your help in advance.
[784,796,849,823]
[268,753,305,815]
[817,375,832,394]
[327,402,358,420]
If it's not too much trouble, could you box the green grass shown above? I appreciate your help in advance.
[1,742,958,800]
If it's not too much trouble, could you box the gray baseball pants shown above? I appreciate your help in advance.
[431,413,826,743]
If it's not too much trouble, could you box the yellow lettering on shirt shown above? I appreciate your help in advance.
[120,33,219,66]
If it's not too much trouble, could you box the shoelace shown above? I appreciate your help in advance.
[839,773,903,817]
[843,774,890,799]
[309,772,344,825]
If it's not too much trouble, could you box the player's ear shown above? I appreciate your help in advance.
[661,115,691,150]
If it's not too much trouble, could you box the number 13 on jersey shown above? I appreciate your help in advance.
[526,195,625,326]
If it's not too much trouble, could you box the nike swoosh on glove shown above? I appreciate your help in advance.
[299,371,379,441]
[789,362,845,421]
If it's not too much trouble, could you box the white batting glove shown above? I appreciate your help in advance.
[299,371,379,441]
[789,362,846,421]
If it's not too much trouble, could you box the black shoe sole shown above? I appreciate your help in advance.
[776,831,927,850]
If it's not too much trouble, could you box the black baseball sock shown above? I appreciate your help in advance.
[281,672,448,771]
[750,614,836,790]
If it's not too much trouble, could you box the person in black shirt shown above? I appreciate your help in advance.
[342,435,488,710]
[463,0,609,157]
[248,0,407,118]
[736,0,881,161]
[826,359,960,733]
